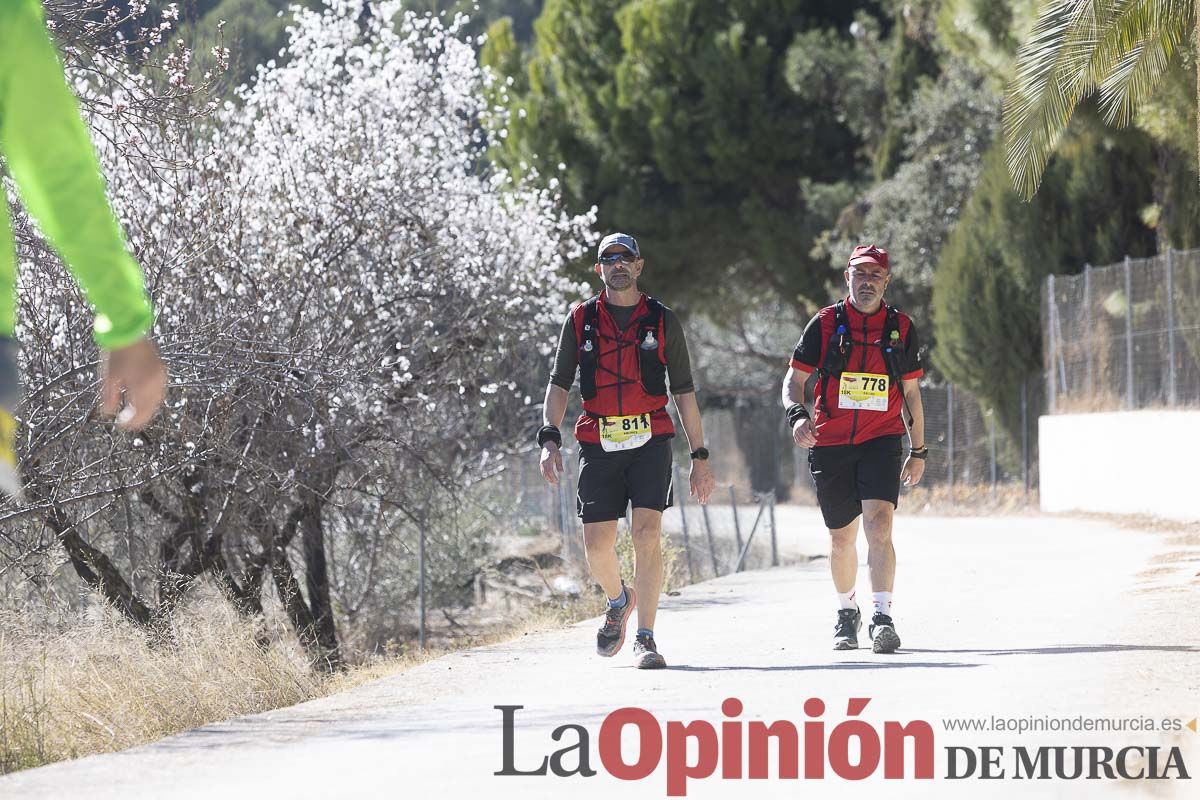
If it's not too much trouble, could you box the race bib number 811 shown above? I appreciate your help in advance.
[599,413,652,452]
[838,372,889,411]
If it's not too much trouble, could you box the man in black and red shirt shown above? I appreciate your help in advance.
[537,232,715,669]
[781,244,927,654]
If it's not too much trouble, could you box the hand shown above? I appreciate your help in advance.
[791,418,817,448]
[539,442,563,485]
[99,336,167,431]
[901,455,925,487]
[689,458,715,504]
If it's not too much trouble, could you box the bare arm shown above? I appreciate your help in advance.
[671,391,705,451]
[782,366,818,448]
[671,390,714,504]
[542,384,569,429]
[901,378,925,449]
[781,365,812,410]
[538,384,569,486]
[900,378,926,487]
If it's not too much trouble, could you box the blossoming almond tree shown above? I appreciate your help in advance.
[6,0,593,669]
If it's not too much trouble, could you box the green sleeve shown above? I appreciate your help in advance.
[0,0,154,350]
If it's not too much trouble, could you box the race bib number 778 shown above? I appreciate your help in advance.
[838,372,889,411]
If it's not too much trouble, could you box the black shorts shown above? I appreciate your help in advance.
[577,437,674,523]
[808,434,903,530]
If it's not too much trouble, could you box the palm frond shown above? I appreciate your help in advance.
[1090,0,1192,125]
[1098,21,1185,124]
[1004,1,1097,200]
[1005,0,1194,199]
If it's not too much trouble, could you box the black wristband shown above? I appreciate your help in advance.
[785,403,810,427]
[536,425,562,448]
[909,446,929,460]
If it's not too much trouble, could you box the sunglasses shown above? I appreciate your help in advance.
[599,252,637,265]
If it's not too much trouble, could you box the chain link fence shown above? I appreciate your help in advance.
[1043,247,1200,414]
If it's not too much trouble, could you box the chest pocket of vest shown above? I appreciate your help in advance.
[578,320,599,402]
[636,299,667,397]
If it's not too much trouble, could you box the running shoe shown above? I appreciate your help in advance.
[632,632,666,669]
[870,613,901,654]
[597,584,636,657]
[833,606,861,650]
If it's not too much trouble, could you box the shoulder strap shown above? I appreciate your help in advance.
[641,295,664,328]
[881,304,904,382]
[576,296,602,401]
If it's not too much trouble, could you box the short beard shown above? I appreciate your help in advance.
[606,274,633,290]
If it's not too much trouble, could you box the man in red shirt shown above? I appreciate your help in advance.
[538,233,715,669]
[781,244,927,653]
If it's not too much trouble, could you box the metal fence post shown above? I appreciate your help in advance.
[768,491,778,567]
[418,519,426,650]
[1046,275,1057,415]
[1165,248,1177,406]
[701,503,719,577]
[1083,264,1093,394]
[947,383,955,489]
[1124,255,1134,410]
[1021,379,1029,498]
[674,466,695,583]
[729,485,743,560]
[989,409,997,494]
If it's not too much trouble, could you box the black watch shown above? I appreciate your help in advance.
[690,447,710,461]
[536,425,562,448]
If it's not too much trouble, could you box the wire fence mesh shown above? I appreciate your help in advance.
[1044,247,1200,414]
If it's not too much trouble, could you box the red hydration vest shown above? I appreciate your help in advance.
[792,298,922,446]
[571,291,675,445]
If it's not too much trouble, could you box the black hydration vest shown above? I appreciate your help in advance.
[577,295,668,407]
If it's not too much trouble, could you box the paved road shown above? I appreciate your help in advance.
[3,508,1198,798]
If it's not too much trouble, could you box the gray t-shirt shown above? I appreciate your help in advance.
[549,299,695,395]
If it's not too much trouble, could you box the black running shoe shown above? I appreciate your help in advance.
[632,633,666,669]
[833,607,861,650]
[596,584,637,657]
[870,613,901,654]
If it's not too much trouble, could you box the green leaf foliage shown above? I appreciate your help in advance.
[933,108,1159,439]
[485,0,892,310]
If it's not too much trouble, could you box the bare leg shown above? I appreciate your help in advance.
[630,507,664,630]
[828,516,861,595]
[860,499,896,593]
[582,520,622,600]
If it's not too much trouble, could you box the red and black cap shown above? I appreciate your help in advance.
[848,244,889,270]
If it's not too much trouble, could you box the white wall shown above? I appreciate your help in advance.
[1039,410,1200,522]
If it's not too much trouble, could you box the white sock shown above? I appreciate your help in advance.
[872,592,893,618]
[836,588,857,610]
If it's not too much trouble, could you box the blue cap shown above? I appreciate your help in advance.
[597,232,641,260]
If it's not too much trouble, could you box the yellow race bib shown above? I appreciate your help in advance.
[599,413,652,452]
[838,372,889,411]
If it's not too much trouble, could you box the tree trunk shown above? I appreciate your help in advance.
[300,495,341,669]
[43,500,153,627]
[270,495,343,673]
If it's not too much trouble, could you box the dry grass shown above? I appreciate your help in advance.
[0,587,321,775]
[902,483,1040,516]
[1,536,687,774]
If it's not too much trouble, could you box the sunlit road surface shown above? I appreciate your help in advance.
[3,506,1198,799]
